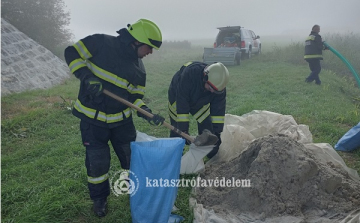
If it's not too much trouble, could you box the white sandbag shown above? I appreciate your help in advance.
[180,144,214,174]
[135,130,157,142]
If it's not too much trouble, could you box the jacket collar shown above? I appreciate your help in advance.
[116,28,138,59]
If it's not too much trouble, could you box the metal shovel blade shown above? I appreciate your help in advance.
[193,129,219,146]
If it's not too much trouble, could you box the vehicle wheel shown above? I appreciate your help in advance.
[235,53,241,65]
[247,48,252,59]
[234,57,240,66]
[241,52,246,60]
[255,45,261,55]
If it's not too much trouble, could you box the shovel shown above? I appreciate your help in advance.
[103,89,218,146]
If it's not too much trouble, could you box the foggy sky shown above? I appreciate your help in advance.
[64,0,360,41]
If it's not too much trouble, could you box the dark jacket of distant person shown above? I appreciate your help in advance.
[304,31,324,60]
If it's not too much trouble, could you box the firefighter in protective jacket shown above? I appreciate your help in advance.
[304,24,328,85]
[64,19,164,217]
[168,62,229,158]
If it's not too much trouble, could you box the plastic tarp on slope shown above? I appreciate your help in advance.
[193,110,360,223]
[335,122,360,152]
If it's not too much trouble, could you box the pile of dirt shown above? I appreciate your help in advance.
[195,134,360,222]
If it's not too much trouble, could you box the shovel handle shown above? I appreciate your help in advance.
[103,89,194,143]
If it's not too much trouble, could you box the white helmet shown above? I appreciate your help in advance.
[204,62,229,92]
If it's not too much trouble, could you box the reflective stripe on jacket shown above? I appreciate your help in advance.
[168,61,226,134]
[304,32,323,60]
[64,29,148,128]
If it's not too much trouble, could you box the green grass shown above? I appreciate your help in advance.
[2,34,360,223]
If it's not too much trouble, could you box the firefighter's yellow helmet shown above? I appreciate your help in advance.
[127,19,162,49]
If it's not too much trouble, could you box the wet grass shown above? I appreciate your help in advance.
[2,34,360,222]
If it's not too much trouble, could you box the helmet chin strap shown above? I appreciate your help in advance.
[203,68,209,82]
[133,42,145,54]
[203,69,222,93]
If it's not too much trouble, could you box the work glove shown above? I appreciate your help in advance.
[138,107,165,126]
[207,132,222,159]
[139,107,152,118]
[147,114,165,126]
[85,77,103,97]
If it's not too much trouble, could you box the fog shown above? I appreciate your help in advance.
[64,0,360,42]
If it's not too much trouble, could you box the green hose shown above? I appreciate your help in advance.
[323,41,360,89]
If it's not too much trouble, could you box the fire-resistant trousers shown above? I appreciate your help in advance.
[79,120,136,200]
[306,59,322,84]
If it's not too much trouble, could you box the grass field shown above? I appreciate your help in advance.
[2,34,360,223]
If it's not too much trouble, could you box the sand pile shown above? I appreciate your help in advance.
[195,134,360,222]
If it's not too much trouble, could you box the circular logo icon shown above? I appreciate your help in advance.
[110,170,139,196]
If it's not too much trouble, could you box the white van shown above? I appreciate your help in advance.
[214,26,261,59]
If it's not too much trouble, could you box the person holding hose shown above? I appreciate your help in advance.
[64,19,165,217]
[168,61,229,159]
[304,24,328,85]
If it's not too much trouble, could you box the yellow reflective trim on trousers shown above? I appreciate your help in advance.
[193,104,210,120]
[73,40,92,60]
[97,107,131,123]
[88,173,109,184]
[196,109,210,123]
[168,101,177,121]
[169,112,177,121]
[74,99,96,119]
[168,101,177,113]
[177,114,190,122]
[69,59,87,73]
[86,61,145,96]
[193,104,210,123]
[211,116,225,124]
[304,55,323,59]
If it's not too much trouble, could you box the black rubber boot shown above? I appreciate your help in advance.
[93,198,107,217]
[305,78,313,83]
